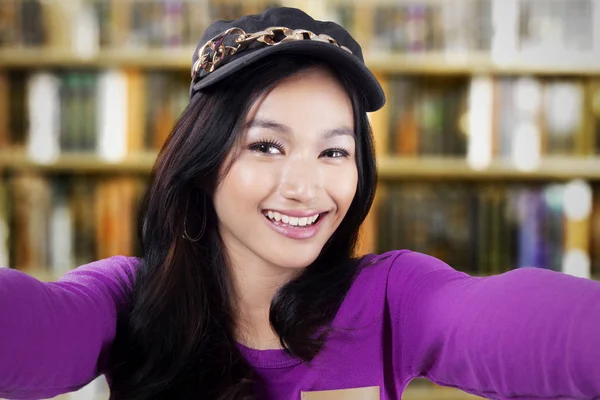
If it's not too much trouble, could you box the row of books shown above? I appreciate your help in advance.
[3,70,599,163]
[331,0,493,54]
[386,76,600,159]
[377,182,600,278]
[3,175,597,278]
[0,69,188,161]
[1,0,597,61]
[92,0,279,49]
[330,0,596,57]
[0,174,146,275]
[0,0,277,50]
[0,0,44,47]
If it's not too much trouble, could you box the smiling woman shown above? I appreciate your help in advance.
[105,53,377,398]
[1,6,600,400]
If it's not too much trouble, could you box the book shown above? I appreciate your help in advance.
[0,0,19,47]
[97,69,128,161]
[8,71,27,149]
[95,177,139,259]
[542,80,584,155]
[0,180,8,268]
[50,177,74,276]
[27,72,61,163]
[9,173,52,272]
[590,79,600,155]
[0,69,8,149]
[591,186,600,278]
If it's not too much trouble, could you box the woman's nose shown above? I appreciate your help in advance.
[278,158,321,205]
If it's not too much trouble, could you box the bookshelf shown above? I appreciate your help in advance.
[1,0,599,398]
[0,151,157,174]
[0,48,196,69]
[377,157,600,181]
[0,0,597,293]
[4,49,600,76]
[3,152,600,180]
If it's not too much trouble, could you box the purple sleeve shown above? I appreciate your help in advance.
[388,251,600,399]
[0,256,138,400]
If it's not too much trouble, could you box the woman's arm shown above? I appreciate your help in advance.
[387,251,600,400]
[0,256,138,400]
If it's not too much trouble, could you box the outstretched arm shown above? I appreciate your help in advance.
[388,251,600,400]
[0,256,138,400]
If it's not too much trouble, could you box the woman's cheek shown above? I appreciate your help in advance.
[230,158,279,193]
[326,164,358,206]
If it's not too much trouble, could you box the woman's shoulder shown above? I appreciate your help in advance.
[356,249,458,283]
[334,251,466,327]
[351,250,466,306]
[56,255,142,299]
[335,251,430,327]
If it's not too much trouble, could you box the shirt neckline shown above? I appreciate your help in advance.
[236,342,303,369]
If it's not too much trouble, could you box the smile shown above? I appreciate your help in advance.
[264,210,321,226]
[262,210,327,239]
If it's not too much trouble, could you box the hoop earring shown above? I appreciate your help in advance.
[183,193,207,242]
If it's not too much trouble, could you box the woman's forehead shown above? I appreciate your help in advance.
[246,67,355,133]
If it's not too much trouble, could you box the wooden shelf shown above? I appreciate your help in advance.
[2,152,600,180]
[0,48,195,70]
[366,53,600,76]
[0,151,157,174]
[377,156,600,181]
[2,48,600,76]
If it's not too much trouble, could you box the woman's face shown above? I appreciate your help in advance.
[213,67,358,270]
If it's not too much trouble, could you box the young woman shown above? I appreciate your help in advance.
[2,7,600,400]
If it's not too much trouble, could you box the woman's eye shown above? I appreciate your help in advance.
[321,148,350,158]
[249,142,284,155]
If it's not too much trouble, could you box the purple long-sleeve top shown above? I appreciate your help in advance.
[1,250,599,399]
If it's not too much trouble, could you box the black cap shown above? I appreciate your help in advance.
[189,7,385,112]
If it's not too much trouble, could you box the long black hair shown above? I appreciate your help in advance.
[107,54,378,399]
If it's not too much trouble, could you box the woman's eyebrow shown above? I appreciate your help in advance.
[245,118,289,133]
[246,118,354,138]
[321,127,355,139]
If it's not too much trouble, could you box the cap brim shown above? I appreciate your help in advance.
[190,40,385,112]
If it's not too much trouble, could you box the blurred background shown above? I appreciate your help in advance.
[0,0,599,399]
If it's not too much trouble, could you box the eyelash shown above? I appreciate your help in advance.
[248,139,351,159]
[321,147,350,158]
[248,138,285,154]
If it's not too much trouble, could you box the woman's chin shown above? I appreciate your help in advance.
[266,250,322,270]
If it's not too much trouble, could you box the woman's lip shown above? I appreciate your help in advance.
[262,209,327,218]
[263,212,326,240]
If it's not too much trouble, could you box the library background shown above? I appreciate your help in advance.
[1,0,599,399]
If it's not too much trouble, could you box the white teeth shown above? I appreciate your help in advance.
[264,211,321,227]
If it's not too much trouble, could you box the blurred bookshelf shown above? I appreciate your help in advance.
[5,152,600,180]
[0,48,197,69]
[378,157,600,181]
[0,151,157,173]
[4,49,600,76]
[1,0,600,398]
